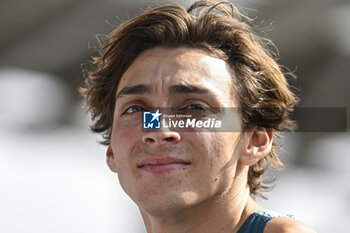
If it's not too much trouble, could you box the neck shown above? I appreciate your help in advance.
[140,167,260,233]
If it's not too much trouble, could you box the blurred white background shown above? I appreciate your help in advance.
[0,0,349,232]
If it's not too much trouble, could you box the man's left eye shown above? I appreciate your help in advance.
[183,104,205,111]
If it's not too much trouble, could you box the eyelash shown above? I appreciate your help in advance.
[180,103,206,111]
[121,103,208,115]
[122,105,144,114]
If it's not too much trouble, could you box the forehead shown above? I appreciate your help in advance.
[117,46,237,105]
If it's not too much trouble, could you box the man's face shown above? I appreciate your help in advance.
[108,46,244,215]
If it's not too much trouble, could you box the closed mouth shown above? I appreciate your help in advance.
[137,156,191,168]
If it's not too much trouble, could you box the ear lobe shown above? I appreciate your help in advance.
[106,144,118,173]
[240,127,273,166]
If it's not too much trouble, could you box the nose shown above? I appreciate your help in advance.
[142,130,181,145]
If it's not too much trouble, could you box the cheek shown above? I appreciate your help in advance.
[112,113,141,147]
[199,133,239,173]
[186,133,227,169]
[204,133,240,194]
[114,127,139,146]
[111,125,140,169]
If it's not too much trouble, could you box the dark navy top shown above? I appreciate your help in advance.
[237,209,294,233]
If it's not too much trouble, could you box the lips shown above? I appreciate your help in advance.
[137,157,191,175]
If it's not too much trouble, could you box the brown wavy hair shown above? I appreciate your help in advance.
[80,0,298,197]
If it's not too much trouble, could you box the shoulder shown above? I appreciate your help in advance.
[264,216,317,233]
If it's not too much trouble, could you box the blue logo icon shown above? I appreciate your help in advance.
[143,109,162,129]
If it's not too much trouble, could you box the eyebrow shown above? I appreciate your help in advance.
[169,84,210,95]
[116,84,151,100]
[115,84,212,102]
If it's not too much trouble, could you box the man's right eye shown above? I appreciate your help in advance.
[123,105,144,114]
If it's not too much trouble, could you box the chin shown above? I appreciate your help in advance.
[135,189,202,216]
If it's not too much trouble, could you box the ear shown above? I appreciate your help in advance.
[239,126,273,166]
[106,144,118,173]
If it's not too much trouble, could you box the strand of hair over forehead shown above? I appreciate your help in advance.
[146,0,252,21]
[188,0,240,18]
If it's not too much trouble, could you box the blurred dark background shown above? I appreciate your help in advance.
[0,0,349,232]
